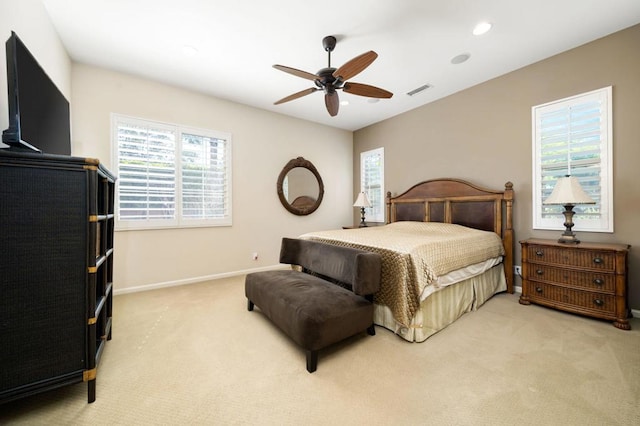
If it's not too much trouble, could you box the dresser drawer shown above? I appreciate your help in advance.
[528,282,616,315]
[525,264,615,293]
[526,245,615,271]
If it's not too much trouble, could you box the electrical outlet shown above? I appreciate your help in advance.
[514,265,522,276]
[252,252,259,261]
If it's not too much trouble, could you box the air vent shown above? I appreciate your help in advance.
[406,84,432,96]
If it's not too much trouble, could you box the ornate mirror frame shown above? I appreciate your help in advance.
[277,157,324,216]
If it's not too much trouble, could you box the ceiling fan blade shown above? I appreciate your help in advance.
[332,51,378,81]
[325,91,339,116]
[274,88,319,105]
[273,64,318,81]
[343,82,393,99]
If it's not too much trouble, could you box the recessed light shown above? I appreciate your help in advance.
[451,53,471,64]
[340,100,349,106]
[473,22,492,36]
[182,45,199,57]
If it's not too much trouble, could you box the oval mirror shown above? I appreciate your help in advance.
[277,157,324,215]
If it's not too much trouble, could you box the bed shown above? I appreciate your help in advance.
[300,178,514,342]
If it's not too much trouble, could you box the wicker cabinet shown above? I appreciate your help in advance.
[519,238,630,330]
[0,150,115,404]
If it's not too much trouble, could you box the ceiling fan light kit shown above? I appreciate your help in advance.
[273,35,393,117]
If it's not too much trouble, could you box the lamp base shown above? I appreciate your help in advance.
[558,204,580,244]
[359,207,367,227]
[557,234,580,244]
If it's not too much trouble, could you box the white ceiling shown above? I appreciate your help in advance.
[42,0,640,131]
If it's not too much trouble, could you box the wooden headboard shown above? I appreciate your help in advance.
[386,178,514,293]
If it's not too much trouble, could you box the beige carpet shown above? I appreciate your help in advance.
[1,275,638,425]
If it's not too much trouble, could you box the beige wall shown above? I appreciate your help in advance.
[71,64,353,293]
[0,0,71,146]
[354,24,640,310]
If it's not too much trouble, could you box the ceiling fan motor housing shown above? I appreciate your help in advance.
[315,67,341,90]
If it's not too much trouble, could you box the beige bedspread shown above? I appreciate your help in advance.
[300,222,504,326]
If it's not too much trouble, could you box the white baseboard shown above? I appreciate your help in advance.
[113,264,286,296]
[115,271,638,319]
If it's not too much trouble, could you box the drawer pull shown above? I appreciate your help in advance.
[593,257,603,264]
[536,269,544,275]
[593,278,604,286]
[535,287,543,293]
[535,250,544,257]
[593,299,604,306]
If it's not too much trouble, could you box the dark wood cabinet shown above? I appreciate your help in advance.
[519,238,630,330]
[0,149,115,404]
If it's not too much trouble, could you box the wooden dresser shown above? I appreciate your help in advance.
[519,238,631,330]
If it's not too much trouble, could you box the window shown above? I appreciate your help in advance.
[112,114,232,230]
[360,147,384,223]
[532,86,612,232]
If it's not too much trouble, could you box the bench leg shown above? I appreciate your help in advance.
[306,350,318,373]
[247,299,254,311]
[367,324,376,336]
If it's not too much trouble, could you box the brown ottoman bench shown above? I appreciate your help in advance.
[245,237,382,372]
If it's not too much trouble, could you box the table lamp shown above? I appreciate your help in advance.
[353,192,372,227]
[543,175,595,244]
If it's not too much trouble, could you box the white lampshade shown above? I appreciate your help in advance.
[353,192,371,208]
[544,176,595,205]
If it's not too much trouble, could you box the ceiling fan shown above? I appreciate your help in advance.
[273,36,393,117]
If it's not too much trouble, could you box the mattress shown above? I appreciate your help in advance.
[423,256,502,301]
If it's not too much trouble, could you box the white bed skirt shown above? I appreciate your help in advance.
[373,264,507,342]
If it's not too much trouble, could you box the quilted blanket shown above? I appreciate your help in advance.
[300,221,504,326]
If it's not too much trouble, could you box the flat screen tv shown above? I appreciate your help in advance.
[2,31,71,155]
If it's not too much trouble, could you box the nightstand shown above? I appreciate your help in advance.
[342,222,385,229]
[519,238,631,330]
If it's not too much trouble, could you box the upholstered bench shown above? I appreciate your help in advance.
[245,237,382,373]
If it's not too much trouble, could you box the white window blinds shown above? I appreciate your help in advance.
[360,147,385,223]
[113,115,232,230]
[116,121,176,221]
[532,86,612,232]
[181,133,229,220]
